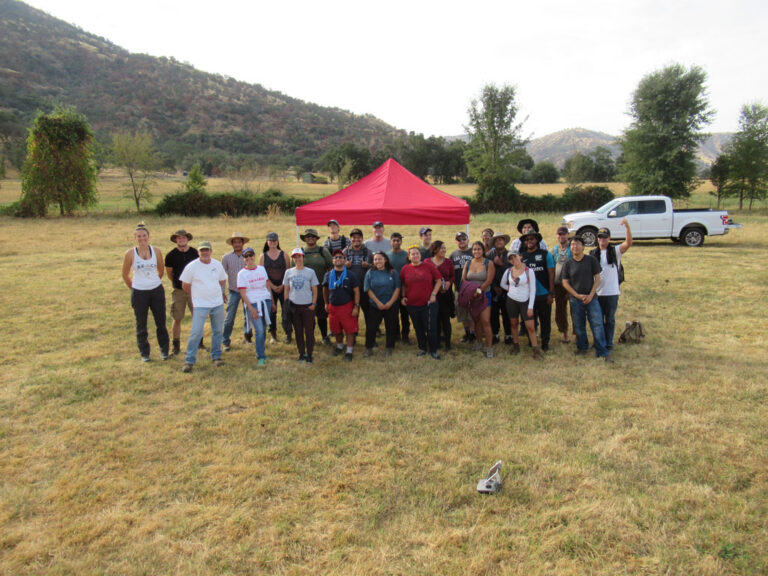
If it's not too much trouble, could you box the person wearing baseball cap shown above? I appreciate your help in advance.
[178,240,228,372]
[165,229,198,356]
[589,218,632,350]
[236,246,273,367]
[284,247,320,363]
[222,232,253,351]
[450,231,476,344]
[323,219,350,254]
[343,228,373,326]
[561,235,612,362]
[323,249,361,362]
[300,228,333,345]
[552,225,574,344]
[364,221,391,252]
[418,227,433,261]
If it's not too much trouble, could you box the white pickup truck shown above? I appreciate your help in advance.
[562,195,742,247]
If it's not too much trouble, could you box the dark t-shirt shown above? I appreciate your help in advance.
[323,269,360,306]
[164,247,199,290]
[521,248,555,296]
[450,248,473,290]
[343,245,372,284]
[562,255,602,295]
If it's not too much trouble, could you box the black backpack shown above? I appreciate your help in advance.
[590,245,625,284]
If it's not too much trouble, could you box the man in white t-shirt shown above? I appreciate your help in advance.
[590,218,632,350]
[179,240,228,372]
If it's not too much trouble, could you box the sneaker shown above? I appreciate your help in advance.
[257,358,266,367]
[602,354,614,363]
[504,335,513,345]
[486,347,494,359]
[333,347,344,357]
[472,341,484,351]
[460,333,470,343]
[417,349,427,357]
[468,333,477,342]
[305,355,313,364]
[384,349,393,357]
[430,352,441,360]
[363,348,373,357]
[492,334,500,344]
[198,342,207,350]
[532,346,543,360]
[213,358,225,367]
[223,343,231,352]
[182,363,193,373]
[284,334,292,344]
[141,355,151,363]
[298,355,306,362]
[161,352,170,361]
[322,336,332,346]
[343,352,353,362]
[269,334,277,344]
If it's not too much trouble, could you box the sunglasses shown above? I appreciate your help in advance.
[244,253,255,258]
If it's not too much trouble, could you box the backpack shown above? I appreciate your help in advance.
[619,321,645,344]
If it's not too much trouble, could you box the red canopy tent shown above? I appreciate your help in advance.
[295,159,470,228]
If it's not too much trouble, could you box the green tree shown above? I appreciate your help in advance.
[20,107,98,216]
[531,161,559,183]
[619,64,713,198]
[111,131,158,213]
[590,146,616,182]
[564,152,595,184]
[464,84,528,185]
[728,103,768,210]
[709,152,733,209]
[183,164,208,194]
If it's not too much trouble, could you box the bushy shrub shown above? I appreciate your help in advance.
[468,184,614,214]
[560,185,615,212]
[155,188,306,217]
[468,176,521,213]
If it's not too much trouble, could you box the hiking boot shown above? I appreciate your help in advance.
[213,358,225,367]
[182,363,193,373]
[172,340,181,356]
[244,332,253,343]
[343,352,353,362]
[510,343,520,355]
[485,347,494,359]
[532,346,543,360]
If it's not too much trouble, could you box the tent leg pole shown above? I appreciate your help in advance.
[296,226,300,249]
[466,223,470,238]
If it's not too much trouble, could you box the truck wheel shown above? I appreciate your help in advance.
[681,227,705,247]
[577,227,598,247]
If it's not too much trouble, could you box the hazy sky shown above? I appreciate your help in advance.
[23,0,767,139]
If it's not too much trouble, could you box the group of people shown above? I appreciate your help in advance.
[122,216,632,370]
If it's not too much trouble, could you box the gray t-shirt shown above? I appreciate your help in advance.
[364,238,392,252]
[283,267,319,305]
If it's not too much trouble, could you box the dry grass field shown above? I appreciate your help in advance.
[0,174,767,575]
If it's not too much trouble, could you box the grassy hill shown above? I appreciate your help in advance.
[0,0,404,169]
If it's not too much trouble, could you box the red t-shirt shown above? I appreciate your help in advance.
[400,261,441,307]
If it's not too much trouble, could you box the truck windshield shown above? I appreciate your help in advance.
[595,199,622,214]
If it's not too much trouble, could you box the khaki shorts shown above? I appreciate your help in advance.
[171,288,193,320]
[454,290,470,323]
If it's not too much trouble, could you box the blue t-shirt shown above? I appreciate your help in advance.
[386,250,409,274]
[364,268,401,303]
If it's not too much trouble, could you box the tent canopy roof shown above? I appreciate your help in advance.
[295,159,470,226]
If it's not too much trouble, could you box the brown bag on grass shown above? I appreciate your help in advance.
[619,320,645,344]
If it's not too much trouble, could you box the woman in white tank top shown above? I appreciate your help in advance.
[122,224,170,362]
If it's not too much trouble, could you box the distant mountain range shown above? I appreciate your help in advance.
[0,0,732,172]
[0,0,403,168]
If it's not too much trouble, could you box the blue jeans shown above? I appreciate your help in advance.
[185,304,225,364]
[597,295,619,349]
[222,290,251,345]
[569,297,609,357]
[246,299,271,360]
